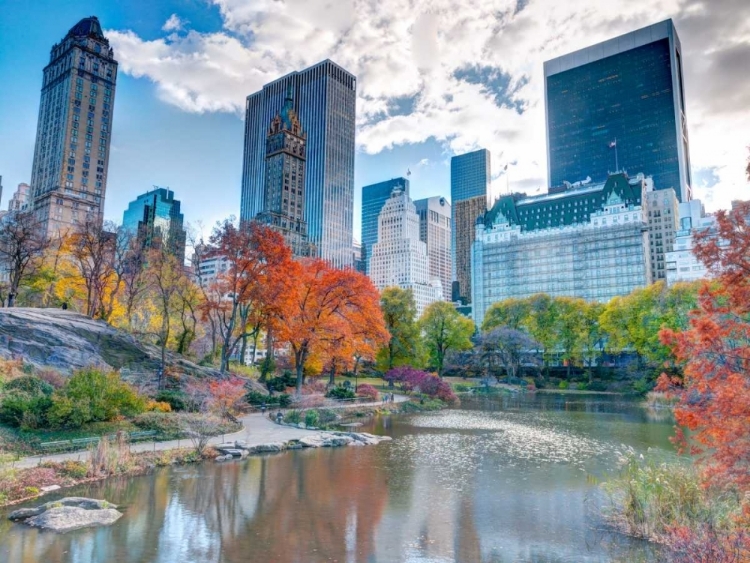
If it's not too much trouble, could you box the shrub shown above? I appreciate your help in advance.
[267,372,296,392]
[356,384,379,401]
[301,379,326,395]
[5,376,54,396]
[146,400,172,413]
[47,368,146,428]
[304,410,319,428]
[588,381,609,392]
[284,410,302,424]
[326,386,356,400]
[154,390,188,412]
[278,393,291,408]
[453,383,473,393]
[0,392,53,428]
[384,366,458,404]
[632,377,654,395]
[245,390,268,406]
[533,377,546,389]
[35,368,65,389]
[576,382,589,391]
[316,408,339,425]
[133,412,239,439]
[558,381,569,390]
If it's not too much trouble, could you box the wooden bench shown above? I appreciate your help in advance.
[128,430,157,442]
[70,437,101,449]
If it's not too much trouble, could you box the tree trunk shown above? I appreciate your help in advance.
[328,361,337,386]
[295,349,305,394]
[239,333,248,366]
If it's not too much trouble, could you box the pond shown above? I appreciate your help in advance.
[0,392,675,562]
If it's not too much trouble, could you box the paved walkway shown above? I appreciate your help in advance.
[13,395,408,469]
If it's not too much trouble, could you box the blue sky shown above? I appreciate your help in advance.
[1,0,748,241]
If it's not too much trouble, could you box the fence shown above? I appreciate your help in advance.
[36,430,160,455]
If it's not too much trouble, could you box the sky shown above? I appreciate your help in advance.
[1,0,749,242]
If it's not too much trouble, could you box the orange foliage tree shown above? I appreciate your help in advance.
[275,259,389,393]
[657,200,750,491]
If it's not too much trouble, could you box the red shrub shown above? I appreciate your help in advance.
[301,379,326,395]
[357,384,379,401]
[384,367,458,404]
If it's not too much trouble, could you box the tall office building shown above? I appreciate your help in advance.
[472,173,651,327]
[644,186,679,282]
[255,87,314,258]
[369,189,443,317]
[451,149,490,304]
[414,196,452,301]
[665,199,714,285]
[122,188,186,264]
[8,183,32,213]
[241,60,356,268]
[29,16,118,235]
[545,20,691,202]
[361,177,410,273]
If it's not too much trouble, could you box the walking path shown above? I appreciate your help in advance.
[12,395,409,469]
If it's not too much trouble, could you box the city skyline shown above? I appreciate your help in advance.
[1,2,749,243]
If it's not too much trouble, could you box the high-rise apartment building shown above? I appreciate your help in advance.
[122,188,186,264]
[8,184,32,213]
[414,196,452,301]
[472,173,651,327]
[665,199,714,285]
[255,88,314,258]
[361,177,410,273]
[30,16,118,235]
[451,149,490,304]
[644,186,679,282]
[369,189,443,317]
[241,60,356,268]
[545,20,691,202]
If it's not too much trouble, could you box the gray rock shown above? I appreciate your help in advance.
[248,442,286,453]
[9,497,121,533]
[26,506,122,533]
[297,422,307,429]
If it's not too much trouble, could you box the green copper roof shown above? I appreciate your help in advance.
[482,173,643,232]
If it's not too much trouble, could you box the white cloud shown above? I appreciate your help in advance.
[162,14,186,32]
[108,0,750,211]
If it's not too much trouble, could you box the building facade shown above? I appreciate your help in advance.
[8,183,32,213]
[255,88,314,258]
[361,177,410,273]
[369,189,443,317]
[644,186,679,282]
[665,199,713,285]
[451,149,490,304]
[472,173,651,327]
[122,188,186,264]
[30,16,118,236]
[545,20,692,202]
[414,196,452,301]
[192,244,230,288]
[241,60,356,268]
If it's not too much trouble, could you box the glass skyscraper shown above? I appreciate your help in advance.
[544,19,691,202]
[361,177,409,274]
[122,188,186,264]
[241,60,356,268]
[450,149,490,304]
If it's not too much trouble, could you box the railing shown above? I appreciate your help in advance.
[37,430,159,454]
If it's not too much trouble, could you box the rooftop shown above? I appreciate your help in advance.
[66,16,106,42]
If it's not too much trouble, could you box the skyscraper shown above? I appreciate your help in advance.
[122,188,186,264]
[8,184,32,213]
[30,16,118,235]
[361,177,410,273]
[255,87,314,258]
[414,196,452,301]
[545,19,691,201]
[241,60,356,268]
[369,189,443,317]
[643,186,679,282]
[451,149,490,305]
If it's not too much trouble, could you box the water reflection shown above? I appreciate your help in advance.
[1,393,669,562]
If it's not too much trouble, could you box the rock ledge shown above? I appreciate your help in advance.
[9,497,122,533]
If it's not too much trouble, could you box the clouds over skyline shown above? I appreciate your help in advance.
[107,0,750,210]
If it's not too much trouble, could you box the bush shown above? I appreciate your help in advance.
[558,381,570,390]
[587,381,609,392]
[453,383,473,393]
[356,384,379,401]
[154,390,188,412]
[533,377,546,389]
[384,367,458,404]
[278,393,291,408]
[5,376,54,396]
[0,392,53,428]
[267,372,296,392]
[304,410,319,428]
[35,368,65,389]
[301,379,326,395]
[632,377,655,395]
[47,368,146,429]
[576,382,589,391]
[146,400,172,413]
[133,412,239,439]
[326,386,356,400]
[284,410,302,424]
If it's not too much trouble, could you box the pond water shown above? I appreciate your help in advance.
[0,393,675,563]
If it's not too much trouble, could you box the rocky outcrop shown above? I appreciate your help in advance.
[214,432,391,461]
[0,309,265,392]
[9,497,122,533]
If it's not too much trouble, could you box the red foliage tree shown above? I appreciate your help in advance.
[658,201,750,491]
[383,366,458,404]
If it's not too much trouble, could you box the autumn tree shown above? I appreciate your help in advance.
[520,294,558,377]
[580,302,606,382]
[419,301,474,376]
[0,211,50,307]
[475,326,540,380]
[275,259,388,393]
[658,200,750,491]
[482,297,531,332]
[376,287,421,371]
[553,296,588,378]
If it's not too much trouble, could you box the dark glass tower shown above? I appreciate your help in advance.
[544,19,691,201]
[122,188,186,264]
[361,177,409,274]
[451,149,490,304]
[241,60,356,268]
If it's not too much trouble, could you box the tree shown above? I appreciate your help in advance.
[553,296,588,378]
[276,259,388,393]
[658,200,750,491]
[476,326,540,380]
[0,211,50,307]
[482,298,531,332]
[376,287,421,371]
[580,302,606,382]
[419,301,474,376]
[207,379,247,421]
[521,294,558,377]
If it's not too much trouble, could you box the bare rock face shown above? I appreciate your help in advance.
[9,497,122,533]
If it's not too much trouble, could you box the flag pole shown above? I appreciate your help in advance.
[614,138,618,172]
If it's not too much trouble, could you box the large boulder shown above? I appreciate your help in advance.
[9,497,122,533]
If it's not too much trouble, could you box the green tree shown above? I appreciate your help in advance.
[482,298,531,332]
[419,301,474,376]
[376,287,421,371]
[553,296,588,378]
[520,294,558,378]
[580,302,606,382]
